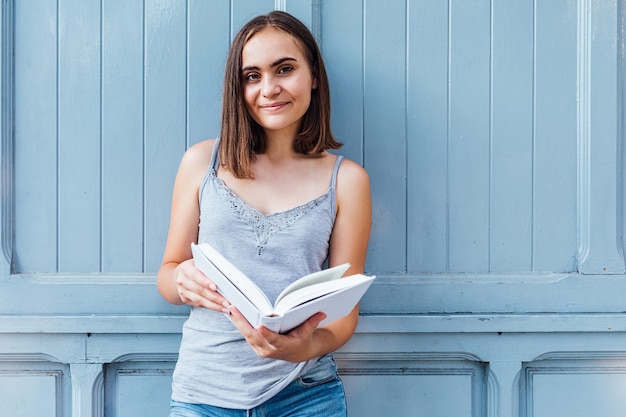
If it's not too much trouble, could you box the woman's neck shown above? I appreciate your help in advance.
[262,130,298,161]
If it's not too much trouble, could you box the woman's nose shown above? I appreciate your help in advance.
[261,76,281,97]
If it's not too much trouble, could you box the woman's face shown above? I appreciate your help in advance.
[241,27,317,139]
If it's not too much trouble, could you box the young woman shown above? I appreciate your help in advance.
[157,10,371,416]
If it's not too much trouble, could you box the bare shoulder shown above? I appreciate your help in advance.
[181,139,216,168]
[334,157,371,211]
[173,139,217,192]
[336,157,370,190]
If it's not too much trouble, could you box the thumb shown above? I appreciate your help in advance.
[304,312,327,330]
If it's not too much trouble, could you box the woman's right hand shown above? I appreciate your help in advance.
[175,259,231,313]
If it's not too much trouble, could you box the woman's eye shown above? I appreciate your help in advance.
[245,73,260,82]
[277,66,293,74]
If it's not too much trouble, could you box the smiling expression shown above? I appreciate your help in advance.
[241,27,318,140]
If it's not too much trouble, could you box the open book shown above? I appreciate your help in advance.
[191,242,375,334]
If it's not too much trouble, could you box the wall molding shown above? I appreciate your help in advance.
[4,313,626,336]
[335,351,484,364]
[111,353,179,363]
[0,353,63,362]
[4,270,626,320]
[532,350,626,362]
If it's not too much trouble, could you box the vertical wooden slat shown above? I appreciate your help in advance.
[57,0,102,272]
[406,0,449,273]
[283,0,314,30]
[322,0,364,164]
[622,2,626,266]
[362,0,407,273]
[0,0,14,274]
[187,1,229,146]
[13,0,58,272]
[231,0,274,38]
[577,0,624,274]
[144,0,188,272]
[533,0,577,272]
[490,1,534,272]
[447,0,491,272]
[101,0,144,272]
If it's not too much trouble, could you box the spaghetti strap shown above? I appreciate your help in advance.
[330,155,344,189]
[199,139,221,200]
[329,155,343,216]
[210,138,221,171]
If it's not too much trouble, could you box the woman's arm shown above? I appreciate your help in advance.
[156,139,229,312]
[228,158,372,362]
[307,158,372,356]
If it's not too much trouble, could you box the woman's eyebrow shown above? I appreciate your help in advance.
[242,57,298,72]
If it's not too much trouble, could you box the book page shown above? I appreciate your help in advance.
[274,263,350,307]
[274,273,372,315]
[192,243,273,316]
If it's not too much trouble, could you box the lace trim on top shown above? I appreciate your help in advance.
[211,169,330,255]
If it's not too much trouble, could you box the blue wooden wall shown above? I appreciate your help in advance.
[1,0,626,416]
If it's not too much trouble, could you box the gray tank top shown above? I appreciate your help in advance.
[171,139,343,409]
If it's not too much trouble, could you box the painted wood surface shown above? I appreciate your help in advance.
[1,0,626,416]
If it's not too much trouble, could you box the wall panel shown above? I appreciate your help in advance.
[187,0,229,146]
[406,0,449,273]
[523,357,626,417]
[232,0,275,36]
[101,0,145,272]
[57,0,102,273]
[490,0,534,272]
[532,0,578,272]
[143,0,188,272]
[321,0,363,166]
[579,0,624,274]
[447,0,491,272]
[13,0,58,272]
[362,0,407,272]
[0,361,70,417]
[104,362,175,417]
[338,355,486,417]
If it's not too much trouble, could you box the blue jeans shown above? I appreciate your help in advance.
[169,375,347,417]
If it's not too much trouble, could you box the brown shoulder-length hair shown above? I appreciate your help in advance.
[219,10,342,178]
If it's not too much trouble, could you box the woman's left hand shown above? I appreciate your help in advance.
[227,306,327,363]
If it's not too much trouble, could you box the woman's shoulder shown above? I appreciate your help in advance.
[180,139,216,168]
[335,155,370,187]
[175,139,217,184]
[332,155,370,207]
[185,138,217,159]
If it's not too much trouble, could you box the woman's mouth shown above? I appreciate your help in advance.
[260,102,289,111]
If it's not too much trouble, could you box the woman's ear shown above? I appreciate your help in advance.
[312,76,318,90]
